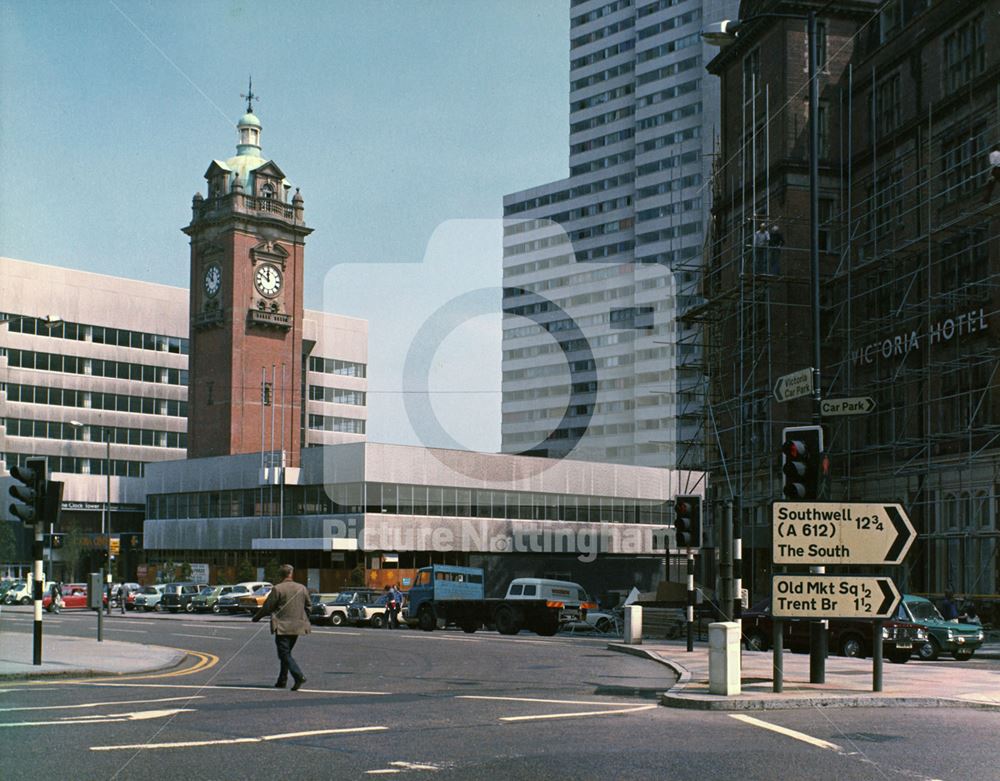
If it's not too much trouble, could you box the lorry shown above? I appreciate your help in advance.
[404,565,594,636]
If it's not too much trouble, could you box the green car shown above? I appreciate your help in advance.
[899,594,984,661]
[190,584,242,614]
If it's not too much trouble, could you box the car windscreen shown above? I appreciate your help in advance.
[905,600,943,622]
[199,587,215,596]
[142,587,159,594]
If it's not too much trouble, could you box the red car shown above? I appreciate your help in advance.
[43,584,107,612]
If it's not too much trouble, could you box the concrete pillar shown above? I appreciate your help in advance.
[624,605,643,645]
[708,621,741,695]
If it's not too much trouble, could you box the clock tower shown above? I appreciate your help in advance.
[183,91,312,465]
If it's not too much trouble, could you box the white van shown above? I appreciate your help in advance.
[504,578,594,611]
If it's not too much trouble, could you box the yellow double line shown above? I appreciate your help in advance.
[30,648,219,686]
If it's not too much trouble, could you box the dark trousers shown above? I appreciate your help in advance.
[274,634,304,684]
[389,607,400,629]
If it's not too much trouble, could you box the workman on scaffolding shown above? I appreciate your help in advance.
[768,224,785,275]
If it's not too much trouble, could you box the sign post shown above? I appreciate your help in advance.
[773,368,814,403]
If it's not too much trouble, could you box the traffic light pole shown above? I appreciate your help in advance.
[32,525,43,665]
[806,9,827,685]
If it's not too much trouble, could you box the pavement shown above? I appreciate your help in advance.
[3,605,999,713]
[608,637,1000,711]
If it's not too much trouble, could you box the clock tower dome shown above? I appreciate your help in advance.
[183,89,312,465]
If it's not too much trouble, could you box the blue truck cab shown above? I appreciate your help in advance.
[406,565,484,620]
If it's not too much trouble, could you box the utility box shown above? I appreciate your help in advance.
[624,605,643,645]
[708,622,741,695]
[88,573,103,609]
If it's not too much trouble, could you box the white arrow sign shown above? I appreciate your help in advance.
[774,368,813,403]
[772,501,916,565]
[772,575,901,619]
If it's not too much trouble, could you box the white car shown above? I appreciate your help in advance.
[133,584,166,611]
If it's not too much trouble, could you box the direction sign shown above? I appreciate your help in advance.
[821,397,876,416]
[771,575,901,619]
[774,368,813,403]
[772,501,916,565]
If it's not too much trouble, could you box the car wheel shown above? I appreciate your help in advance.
[953,649,974,661]
[212,603,221,614]
[330,613,345,627]
[840,634,866,659]
[185,602,195,613]
[370,614,385,629]
[19,596,31,605]
[534,621,559,637]
[745,630,768,652]
[887,650,911,664]
[418,606,436,632]
[460,620,478,634]
[595,617,612,633]
[494,606,520,635]
[917,638,940,661]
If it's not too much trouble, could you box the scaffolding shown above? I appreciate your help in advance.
[674,2,1000,611]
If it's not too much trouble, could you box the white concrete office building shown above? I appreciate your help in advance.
[502,0,735,469]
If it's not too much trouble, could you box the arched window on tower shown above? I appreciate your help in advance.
[262,183,274,200]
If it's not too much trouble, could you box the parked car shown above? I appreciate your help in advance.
[191,584,243,613]
[317,590,377,627]
[111,583,142,610]
[742,599,926,663]
[159,582,201,613]
[308,592,342,625]
[215,586,254,614]
[237,585,273,614]
[347,593,391,628]
[43,583,91,611]
[899,594,985,661]
[133,584,166,611]
[3,579,53,605]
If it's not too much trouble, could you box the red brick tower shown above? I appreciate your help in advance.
[183,88,312,466]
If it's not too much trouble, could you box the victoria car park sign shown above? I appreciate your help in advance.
[772,502,916,565]
[773,368,813,403]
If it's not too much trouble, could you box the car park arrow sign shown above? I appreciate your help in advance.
[820,397,876,416]
[772,501,916,565]
[771,575,901,619]
[773,368,813,403]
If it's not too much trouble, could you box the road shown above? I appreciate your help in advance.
[1,609,997,780]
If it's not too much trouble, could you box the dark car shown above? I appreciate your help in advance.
[742,598,927,663]
[158,582,201,613]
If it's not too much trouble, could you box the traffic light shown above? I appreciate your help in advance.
[9,457,46,525]
[674,494,702,549]
[51,534,64,548]
[781,425,825,499]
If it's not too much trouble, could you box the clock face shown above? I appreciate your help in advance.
[254,263,283,297]
[203,264,222,297]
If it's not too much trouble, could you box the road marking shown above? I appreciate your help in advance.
[0,695,203,712]
[313,630,363,636]
[367,760,441,774]
[499,704,657,722]
[457,695,639,707]
[90,724,386,751]
[105,628,148,634]
[76,682,391,695]
[179,623,246,630]
[1,707,194,728]
[30,649,219,684]
[173,633,233,640]
[729,715,842,751]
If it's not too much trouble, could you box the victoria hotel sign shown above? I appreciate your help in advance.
[851,307,989,367]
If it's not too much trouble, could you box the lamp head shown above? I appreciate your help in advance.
[702,19,742,45]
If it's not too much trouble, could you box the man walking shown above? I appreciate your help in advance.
[252,564,311,690]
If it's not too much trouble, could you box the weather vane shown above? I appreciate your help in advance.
[241,76,258,113]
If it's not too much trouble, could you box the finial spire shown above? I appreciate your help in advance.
[241,76,259,114]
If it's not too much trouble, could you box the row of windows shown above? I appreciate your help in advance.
[570,38,635,71]
[636,172,701,199]
[504,232,570,258]
[7,349,188,386]
[503,378,627,403]
[637,0,689,20]
[307,414,366,434]
[636,7,701,40]
[637,77,700,109]
[307,356,367,378]
[5,383,188,418]
[148,480,673,525]
[636,220,702,245]
[571,61,634,92]
[575,240,635,262]
[504,172,635,215]
[943,13,986,94]
[636,197,701,221]
[5,314,188,355]
[503,194,634,239]
[503,421,635,443]
[636,100,701,130]
[4,418,187,449]
[3,451,145,477]
[503,253,573,279]
[503,353,634,382]
[572,83,635,113]
[503,331,633,361]
[636,31,700,63]
[502,397,635,424]
[636,148,699,177]
[638,125,700,154]
[570,150,635,177]
[570,105,635,135]
[571,0,632,28]
[308,385,367,406]
[571,127,635,155]
[570,217,634,241]
[636,54,700,86]
[571,15,634,49]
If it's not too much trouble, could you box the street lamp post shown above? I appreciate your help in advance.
[70,420,113,616]
[704,8,826,683]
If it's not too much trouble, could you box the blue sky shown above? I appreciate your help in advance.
[0,0,570,452]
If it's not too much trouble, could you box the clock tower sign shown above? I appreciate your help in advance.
[183,89,312,465]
